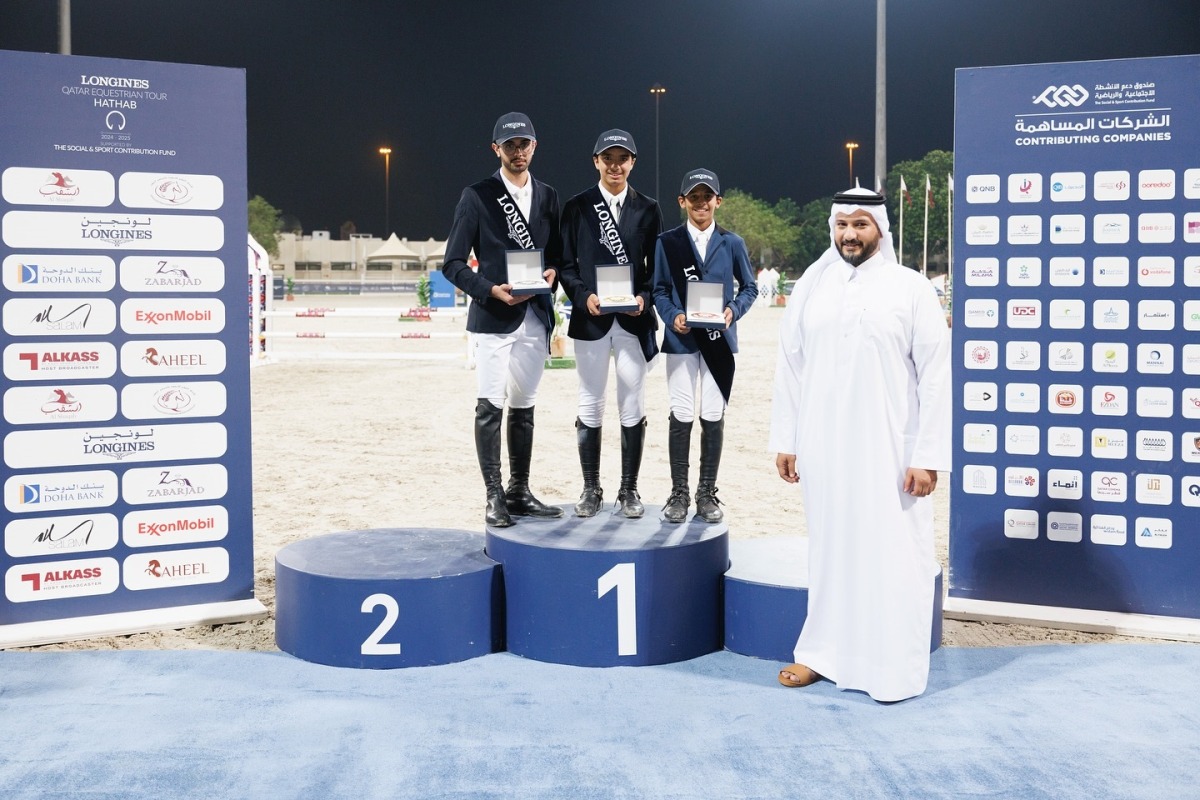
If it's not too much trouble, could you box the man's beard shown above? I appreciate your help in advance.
[838,240,878,267]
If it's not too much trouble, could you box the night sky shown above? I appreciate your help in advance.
[2,0,1198,239]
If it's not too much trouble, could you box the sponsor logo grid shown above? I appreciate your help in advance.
[956,75,1197,555]
[0,52,248,617]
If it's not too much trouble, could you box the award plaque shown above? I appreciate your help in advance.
[685,280,726,330]
[595,264,639,313]
[506,249,552,295]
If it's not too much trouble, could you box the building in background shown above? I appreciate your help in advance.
[274,231,448,284]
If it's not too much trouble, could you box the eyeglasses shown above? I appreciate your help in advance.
[499,139,534,154]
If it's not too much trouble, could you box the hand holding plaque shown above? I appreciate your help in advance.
[685,280,726,329]
[595,264,638,313]
[506,249,552,295]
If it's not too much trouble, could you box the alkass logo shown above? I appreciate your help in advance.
[5,556,119,602]
[1033,84,1089,108]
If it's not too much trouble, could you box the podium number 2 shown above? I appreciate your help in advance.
[361,593,402,655]
[597,562,637,656]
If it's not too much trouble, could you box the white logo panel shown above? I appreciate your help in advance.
[963,382,998,412]
[3,422,228,469]
[119,340,226,377]
[965,174,1000,204]
[3,298,117,337]
[1093,171,1130,201]
[122,464,229,506]
[1046,511,1083,543]
[962,465,997,495]
[4,469,119,514]
[118,172,225,210]
[1135,474,1172,506]
[123,547,229,591]
[122,505,229,548]
[3,254,116,293]
[119,298,226,335]
[1137,212,1175,244]
[963,258,999,286]
[1049,215,1085,244]
[1137,169,1175,200]
[120,381,227,420]
[5,556,119,602]
[1007,215,1042,245]
[1093,213,1129,243]
[1,167,115,206]
[3,342,117,382]
[1006,258,1042,287]
[119,256,226,293]
[1137,256,1175,287]
[965,216,1000,246]
[5,512,119,558]
[1048,172,1086,202]
[2,211,224,251]
[1134,517,1172,550]
[1046,469,1083,500]
[3,384,118,426]
[1089,515,1127,546]
[1004,508,1039,540]
[1046,426,1083,458]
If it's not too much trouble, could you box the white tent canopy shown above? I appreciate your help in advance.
[366,233,421,261]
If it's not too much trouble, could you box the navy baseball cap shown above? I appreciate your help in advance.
[593,129,637,156]
[680,169,721,197]
[493,112,536,144]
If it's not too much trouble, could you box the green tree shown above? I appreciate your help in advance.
[247,195,282,258]
[885,150,953,272]
[793,196,835,271]
[713,189,796,273]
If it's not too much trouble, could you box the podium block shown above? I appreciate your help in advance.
[486,506,728,666]
[724,537,944,661]
[275,528,502,668]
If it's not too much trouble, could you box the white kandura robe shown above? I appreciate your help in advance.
[769,252,951,702]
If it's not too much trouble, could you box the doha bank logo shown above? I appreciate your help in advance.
[1033,84,1089,108]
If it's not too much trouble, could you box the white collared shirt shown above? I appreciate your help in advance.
[687,220,714,262]
[598,184,629,222]
[501,172,533,221]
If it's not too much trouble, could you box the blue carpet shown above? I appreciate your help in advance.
[0,645,1196,799]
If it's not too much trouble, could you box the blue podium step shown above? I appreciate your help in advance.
[275,528,502,668]
[723,537,944,662]
[486,505,728,667]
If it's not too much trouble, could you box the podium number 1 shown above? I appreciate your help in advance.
[361,593,402,655]
[597,562,637,656]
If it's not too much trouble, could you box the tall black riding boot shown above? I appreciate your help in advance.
[617,417,647,518]
[475,399,512,528]
[663,414,692,523]
[574,418,603,517]
[505,406,564,518]
[695,417,724,523]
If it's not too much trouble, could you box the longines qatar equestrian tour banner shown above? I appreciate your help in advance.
[949,54,1200,634]
[0,49,264,645]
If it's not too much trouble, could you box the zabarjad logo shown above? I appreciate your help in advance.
[1033,84,1089,108]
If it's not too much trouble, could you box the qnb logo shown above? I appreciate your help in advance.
[1033,84,1090,108]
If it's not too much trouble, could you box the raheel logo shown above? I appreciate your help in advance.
[123,547,229,591]
[119,339,226,377]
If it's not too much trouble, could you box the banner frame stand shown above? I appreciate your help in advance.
[944,598,1200,643]
[0,598,266,649]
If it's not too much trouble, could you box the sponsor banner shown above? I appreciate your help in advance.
[1,211,224,251]
[119,256,225,293]
[0,50,255,629]
[2,297,117,337]
[5,556,120,602]
[2,341,117,382]
[3,469,119,514]
[119,339,226,377]
[3,422,227,469]
[120,381,227,419]
[118,172,224,210]
[119,297,225,335]
[123,547,229,591]
[3,384,118,425]
[1,166,115,207]
[2,254,116,293]
[122,504,228,547]
[5,512,120,558]
[952,54,1200,619]
[122,464,228,506]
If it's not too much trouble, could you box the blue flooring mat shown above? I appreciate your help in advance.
[0,644,1196,799]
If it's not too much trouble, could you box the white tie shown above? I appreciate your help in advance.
[695,234,708,263]
[610,199,621,223]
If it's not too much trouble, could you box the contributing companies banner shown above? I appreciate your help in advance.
[0,50,255,627]
[949,55,1200,619]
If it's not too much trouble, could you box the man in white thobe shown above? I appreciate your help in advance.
[769,187,951,702]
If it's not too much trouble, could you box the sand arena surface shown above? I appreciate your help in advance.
[20,293,1143,651]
